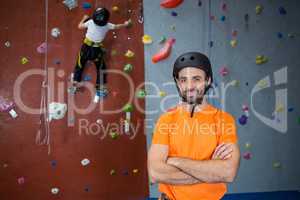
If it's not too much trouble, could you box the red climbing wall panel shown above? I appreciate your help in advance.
[0,0,148,199]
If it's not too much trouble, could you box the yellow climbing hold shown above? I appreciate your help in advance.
[125,50,135,58]
[112,6,119,12]
[258,79,268,89]
[230,39,237,47]
[256,5,263,15]
[142,34,153,44]
[159,91,166,97]
[275,104,284,113]
[21,57,29,65]
[256,55,268,65]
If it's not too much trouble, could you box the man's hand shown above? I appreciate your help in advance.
[167,143,233,165]
[212,143,233,160]
[124,19,132,27]
[83,15,89,20]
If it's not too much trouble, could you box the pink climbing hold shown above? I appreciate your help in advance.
[152,38,175,63]
[0,96,14,112]
[17,177,25,185]
[37,42,48,54]
[219,66,229,76]
[243,152,252,160]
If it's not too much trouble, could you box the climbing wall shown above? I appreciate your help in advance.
[0,0,148,199]
[143,0,300,198]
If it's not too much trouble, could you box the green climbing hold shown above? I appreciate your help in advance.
[122,103,133,112]
[109,131,119,139]
[123,64,133,73]
[136,89,147,98]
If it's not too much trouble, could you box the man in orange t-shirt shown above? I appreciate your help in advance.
[148,52,240,200]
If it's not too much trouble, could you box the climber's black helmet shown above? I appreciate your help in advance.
[93,7,110,26]
[173,51,213,95]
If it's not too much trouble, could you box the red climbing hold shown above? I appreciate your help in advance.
[160,0,184,9]
[152,38,175,63]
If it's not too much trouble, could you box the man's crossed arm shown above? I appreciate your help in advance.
[148,143,240,185]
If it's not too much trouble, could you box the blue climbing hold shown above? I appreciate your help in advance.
[82,2,92,9]
[220,15,226,21]
[83,75,92,81]
[279,6,287,15]
[171,11,178,16]
[277,32,283,39]
[238,115,248,125]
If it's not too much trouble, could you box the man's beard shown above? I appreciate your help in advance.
[181,89,204,105]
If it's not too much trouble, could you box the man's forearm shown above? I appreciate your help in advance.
[149,162,202,185]
[169,158,233,183]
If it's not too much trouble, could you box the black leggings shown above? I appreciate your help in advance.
[73,44,107,91]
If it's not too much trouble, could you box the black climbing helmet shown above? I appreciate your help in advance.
[92,7,110,26]
[173,52,213,94]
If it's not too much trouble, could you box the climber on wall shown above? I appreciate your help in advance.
[71,7,130,103]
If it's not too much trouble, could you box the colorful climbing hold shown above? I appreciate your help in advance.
[208,41,214,47]
[255,55,268,65]
[4,41,10,47]
[109,131,119,139]
[221,2,227,11]
[171,11,178,16]
[279,6,287,15]
[51,187,59,195]
[112,6,119,12]
[245,142,252,149]
[257,79,268,89]
[198,0,202,7]
[238,115,248,125]
[152,38,175,63]
[111,49,117,56]
[230,39,237,47]
[220,15,226,22]
[159,91,167,97]
[123,64,133,73]
[170,24,176,31]
[231,30,238,37]
[158,36,167,44]
[81,158,90,166]
[51,160,57,167]
[51,27,61,38]
[21,57,29,65]
[160,0,184,9]
[83,75,92,81]
[243,152,252,160]
[255,5,263,15]
[273,162,281,168]
[110,169,116,175]
[82,2,91,9]
[277,32,283,39]
[84,186,90,192]
[133,169,139,174]
[125,50,135,58]
[219,66,229,77]
[122,104,133,112]
[142,35,153,44]
[17,177,25,185]
[136,89,147,98]
[231,80,240,87]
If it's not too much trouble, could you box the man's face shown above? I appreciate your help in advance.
[176,67,210,104]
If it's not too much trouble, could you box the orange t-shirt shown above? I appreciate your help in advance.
[152,104,238,200]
